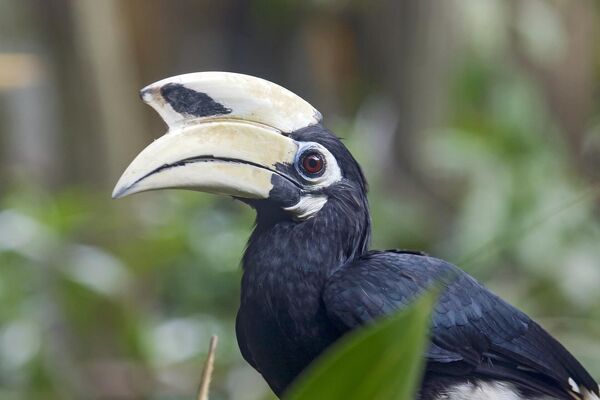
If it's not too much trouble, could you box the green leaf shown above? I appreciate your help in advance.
[285,293,435,400]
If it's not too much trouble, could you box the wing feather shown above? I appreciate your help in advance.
[323,251,598,399]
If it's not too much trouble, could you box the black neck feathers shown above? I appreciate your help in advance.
[243,186,371,283]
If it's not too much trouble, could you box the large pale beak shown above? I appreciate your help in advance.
[112,72,321,200]
[112,121,298,199]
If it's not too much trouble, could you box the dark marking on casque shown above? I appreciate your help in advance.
[160,83,231,117]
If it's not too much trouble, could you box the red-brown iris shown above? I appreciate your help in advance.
[300,151,324,175]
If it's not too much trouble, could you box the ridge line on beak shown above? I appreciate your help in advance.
[112,120,300,200]
[113,154,303,199]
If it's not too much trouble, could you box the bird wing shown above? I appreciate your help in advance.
[323,251,599,400]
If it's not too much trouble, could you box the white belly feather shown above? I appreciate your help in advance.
[435,381,555,400]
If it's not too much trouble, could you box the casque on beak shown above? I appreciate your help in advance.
[112,72,321,200]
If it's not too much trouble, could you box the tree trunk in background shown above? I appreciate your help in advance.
[1,64,61,189]
[358,0,457,226]
[25,0,148,188]
[34,0,106,187]
[71,0,146,185]
[510,0,599,182]
[0,3,62,190]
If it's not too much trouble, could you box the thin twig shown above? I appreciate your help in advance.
[197,335,219,400]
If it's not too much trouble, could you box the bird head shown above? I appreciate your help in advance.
[113,72,368,223]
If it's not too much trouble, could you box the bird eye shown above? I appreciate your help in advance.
[299,151,325,176]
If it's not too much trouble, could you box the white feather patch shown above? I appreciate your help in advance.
[436,380,554,400]
[283,194,328,221]
[582,388,600,400]
[570,378,581,394]
[567,377,600,400]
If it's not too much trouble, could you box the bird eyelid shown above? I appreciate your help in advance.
[294,141,342,188]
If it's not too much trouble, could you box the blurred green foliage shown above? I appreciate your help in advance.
[0,188,257,399]
[1,0,600,399]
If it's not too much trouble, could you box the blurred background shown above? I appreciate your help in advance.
[1,0,599,399]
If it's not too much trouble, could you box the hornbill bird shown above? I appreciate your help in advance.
[113,72,599,400]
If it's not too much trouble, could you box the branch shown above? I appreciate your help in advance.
[197,335,219,400]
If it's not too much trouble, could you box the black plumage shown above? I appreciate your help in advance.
[235,126,598,399]
[325,251,595,399]
[116,72,599,400]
